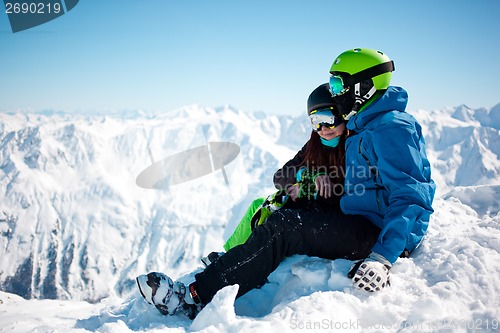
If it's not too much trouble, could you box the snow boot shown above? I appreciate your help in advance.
[136,272,200,319]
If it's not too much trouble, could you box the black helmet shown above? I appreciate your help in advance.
[307,83,336,115]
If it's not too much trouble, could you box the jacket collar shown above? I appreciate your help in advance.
[347,86,408,131]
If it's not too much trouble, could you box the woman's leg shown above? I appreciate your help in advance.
[223,197,266,251]
[194,209,379,304]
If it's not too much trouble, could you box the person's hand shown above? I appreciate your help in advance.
[350,252,391,292]
[285,184,300,201]
[314,175,333,199]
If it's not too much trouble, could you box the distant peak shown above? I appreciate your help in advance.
[214,104,240,113]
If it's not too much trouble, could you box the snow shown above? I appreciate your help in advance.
[1,103,500,332]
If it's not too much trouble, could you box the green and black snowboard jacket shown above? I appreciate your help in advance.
[223,142,343,251]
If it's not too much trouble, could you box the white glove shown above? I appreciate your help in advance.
[351,252,391,292]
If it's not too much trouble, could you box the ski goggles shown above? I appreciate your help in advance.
[329,61,395,97]
[309,108,343,132]
[329,75,349,97]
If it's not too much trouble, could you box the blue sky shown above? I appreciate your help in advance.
[1,0,499,115]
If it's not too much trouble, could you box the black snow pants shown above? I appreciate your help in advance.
[194,208,380,305]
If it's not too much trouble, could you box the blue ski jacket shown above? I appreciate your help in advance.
[341,86,436,264]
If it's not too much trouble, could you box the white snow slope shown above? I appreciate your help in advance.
[1,103,499,333]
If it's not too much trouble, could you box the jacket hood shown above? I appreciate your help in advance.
[347,86,408,131]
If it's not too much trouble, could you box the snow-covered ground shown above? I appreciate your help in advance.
[1,103,499,332]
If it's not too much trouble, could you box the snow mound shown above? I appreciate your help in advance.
[1,193,499,332]
[444,184,500,216]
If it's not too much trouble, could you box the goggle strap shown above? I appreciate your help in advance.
[310,106,335,114]
[331,60,395,87]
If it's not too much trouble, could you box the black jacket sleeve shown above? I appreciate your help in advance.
[273,143,308,191]
[273,142,342,212]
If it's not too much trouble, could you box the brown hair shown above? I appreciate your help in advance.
[299,131,346,185]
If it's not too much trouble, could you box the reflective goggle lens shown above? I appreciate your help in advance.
[329,75,349,96]
[309,108,343,132]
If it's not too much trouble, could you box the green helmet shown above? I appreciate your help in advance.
[329,48,395,118]
[329,48,394,91]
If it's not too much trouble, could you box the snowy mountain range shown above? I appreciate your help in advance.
[1,103,499,332]
[0,105,309,302]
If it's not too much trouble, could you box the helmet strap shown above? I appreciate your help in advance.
[354,83,377,104]
[343,110,357,121]
[343,82,377,121]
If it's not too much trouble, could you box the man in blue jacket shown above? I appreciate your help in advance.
[329,48,436,292]
[135,49,436,319]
